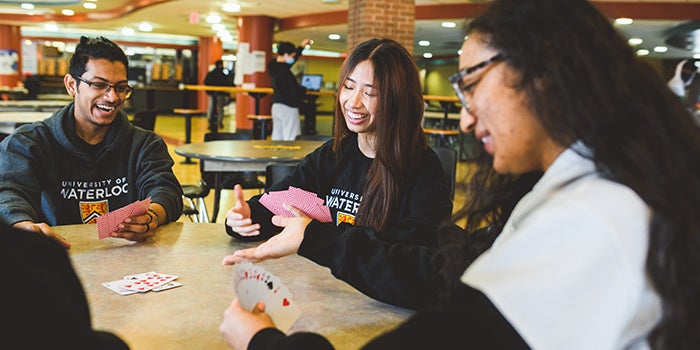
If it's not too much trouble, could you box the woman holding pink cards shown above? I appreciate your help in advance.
[224,38,453,248]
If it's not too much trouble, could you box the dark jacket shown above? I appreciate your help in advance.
[225,134,453,247]
[0,102,183,226]
[268,46,306,108]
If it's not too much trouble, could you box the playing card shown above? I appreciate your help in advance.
[152,281,183,292]
[258,186,332,223]
[102,279,139,296]
[233,262,301,331]
[96,197,152,239]
[122,271,178,292]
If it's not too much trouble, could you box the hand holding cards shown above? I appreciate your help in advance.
[259,186,332,223]
[96,198,152,239]
[233,262,301,331]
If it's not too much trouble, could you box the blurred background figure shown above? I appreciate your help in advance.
[204,59,233,132]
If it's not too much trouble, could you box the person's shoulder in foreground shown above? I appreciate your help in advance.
[1,224,129,349]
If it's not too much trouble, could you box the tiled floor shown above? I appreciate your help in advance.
[154,112,473,224]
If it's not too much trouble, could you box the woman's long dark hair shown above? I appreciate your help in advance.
[465,0,700,347]
[332,38,427,232]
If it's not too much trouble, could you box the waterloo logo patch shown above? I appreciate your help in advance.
[81,200,108,224]
[336,212,355,226]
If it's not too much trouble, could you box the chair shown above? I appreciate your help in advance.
[265,163,297,190]
[181,132,266,223]
[295,134,332,142]
[432,146,457,200]
[131,110,157,131]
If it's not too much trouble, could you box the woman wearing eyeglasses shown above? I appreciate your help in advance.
[0,36,183,248]
[219,0,700,348]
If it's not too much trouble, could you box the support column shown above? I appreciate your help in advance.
[196,36,224,113]
[0,25,23,91]
[347,0,415,54]
[236,15,274,131]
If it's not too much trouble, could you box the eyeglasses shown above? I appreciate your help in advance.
[73,75,134,99]
[448,54,504,114]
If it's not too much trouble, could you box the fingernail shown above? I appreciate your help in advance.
[124,218,131,223]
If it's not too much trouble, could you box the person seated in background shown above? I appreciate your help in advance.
[0,36,182,249]
[218,0,700,349]
[224,38,453,248]
[1,224,129,349]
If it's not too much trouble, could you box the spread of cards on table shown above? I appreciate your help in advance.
[233,262,301,331]
[259,186,332,223]
[96,197,152,240]
[102,271,181,296]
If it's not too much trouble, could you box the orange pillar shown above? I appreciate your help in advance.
[0,25,22,90]
[197,36,224,111]
[235,16,274,131]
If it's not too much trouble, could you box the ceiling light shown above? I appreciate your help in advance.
[138,22,153,32]
[627,38,643,46]
[121,28,135,36]
[694,53,700,59]
[441,22,456,28]
[653,46,668,53]
[83,2,97,9]
[222,3,241,12]
[423,53,433,59]
[328,33,341,40]
[212,23,226,31]
[418,40,430,47]
[205,14,222,24]
[636,49,649,56]
[21,3,34,10]
[615,18,633,25]
[61,9,75,16]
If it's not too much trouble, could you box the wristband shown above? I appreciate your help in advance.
[147,208,160,226]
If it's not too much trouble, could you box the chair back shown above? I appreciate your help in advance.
[132,110,157,131]
[265,163,297,190]
[431,146,457,200]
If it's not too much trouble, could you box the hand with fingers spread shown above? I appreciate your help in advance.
[225,184,261,237]
[223,204,311,264]
[219,299,275,350]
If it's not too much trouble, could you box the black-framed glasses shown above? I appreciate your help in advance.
[448,54,504,114]
[73,75,134,99]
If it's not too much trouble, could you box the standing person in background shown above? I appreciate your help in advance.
[0,36,182,249]
[218,0,700,348]
[268,39,310,141]
[204,59,233,132]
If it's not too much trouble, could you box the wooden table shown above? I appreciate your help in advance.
[0,99,66,112]
[55,222,411,349]
[174,140,325,221]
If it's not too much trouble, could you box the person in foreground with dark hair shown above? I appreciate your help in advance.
[219,0,700,349]
[1,224,129,349]
[0,36,182,248]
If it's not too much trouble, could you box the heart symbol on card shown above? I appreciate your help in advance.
[283,298,290,306]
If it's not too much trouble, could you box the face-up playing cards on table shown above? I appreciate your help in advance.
[102,271,181,295]
[259,186,332,223]
[233,262,301,331]
[96,198,152,239]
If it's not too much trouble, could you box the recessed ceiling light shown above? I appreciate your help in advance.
[653,46,668,53]
[138,22,153,32]
[628,38,643,46]
[441,22,456,28]
[418,40,430,47]
[328,34,341,40]
[21,3,34,10]
[83,2,97,9]
[212,23,226,31]
[61,9,74,16]
[423,53,433,59]
[636,49,650,56]
[222,3,241,12]
[121,28,135,35]
[615,18,633,25]
[205,14,222,24]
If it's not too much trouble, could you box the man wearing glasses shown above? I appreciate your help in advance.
[0,36,182,248]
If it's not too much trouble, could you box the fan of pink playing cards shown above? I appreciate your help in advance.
[259,186,332,222]
[233,262,301,331]
[96,198,152,239]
